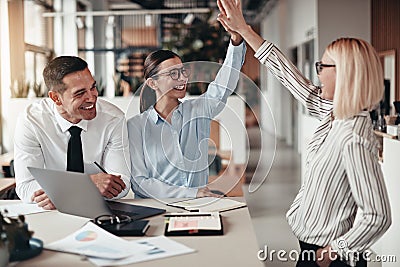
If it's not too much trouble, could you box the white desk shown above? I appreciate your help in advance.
[2,198,263,267]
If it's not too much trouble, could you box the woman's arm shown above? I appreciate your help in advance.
[331,136,391,259]
[255,42,332,119]
[217,0,332,119]
[200,40,246,118]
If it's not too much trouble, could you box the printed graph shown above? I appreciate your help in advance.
[75,231,98,242]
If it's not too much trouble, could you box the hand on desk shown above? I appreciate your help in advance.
[196,187,221,198]
[31,189,56,210]
[90,173,126,199]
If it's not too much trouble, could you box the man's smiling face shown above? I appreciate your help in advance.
[53,68,98,124]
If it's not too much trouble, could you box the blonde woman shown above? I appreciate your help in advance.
[217,0,391,266]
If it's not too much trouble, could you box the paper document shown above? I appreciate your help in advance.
[168,197,246,212]
[0,203,50,217]
[88,236,195,266]
[167,212,221,232]
[45,222,148,260]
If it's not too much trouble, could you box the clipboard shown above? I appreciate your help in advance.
[164,212,223,236]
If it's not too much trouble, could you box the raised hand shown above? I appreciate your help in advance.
[217,0,265,52]
[217,0,243,45]
[217,0,248,34]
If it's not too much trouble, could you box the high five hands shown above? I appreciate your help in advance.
[216,0,244,45]
[217,0,247,34]
[217,0,265,51]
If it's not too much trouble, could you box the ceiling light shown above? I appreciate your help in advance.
[183,13,195,25]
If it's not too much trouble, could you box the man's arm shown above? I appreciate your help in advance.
[99,116,131,199]
[14,115,55,209]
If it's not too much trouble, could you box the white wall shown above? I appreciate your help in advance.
[259,0,372,182]
[259,0,317,143]
[286,0,317,48]
[376,138,400,265]
[317,0,371,56]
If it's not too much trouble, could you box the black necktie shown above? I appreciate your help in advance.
[67,126,84,173]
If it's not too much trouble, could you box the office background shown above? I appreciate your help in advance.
[0,1,399,266]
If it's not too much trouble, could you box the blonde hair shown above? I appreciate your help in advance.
[325,38,384,119]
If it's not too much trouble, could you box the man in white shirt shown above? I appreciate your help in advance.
[14,56,131,209]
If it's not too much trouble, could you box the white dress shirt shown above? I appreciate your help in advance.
[255,41,391,264]
[14,98,131,202]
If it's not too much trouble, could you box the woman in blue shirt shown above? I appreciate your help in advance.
[127,32,246,198]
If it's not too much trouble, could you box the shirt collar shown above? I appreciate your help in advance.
[148,104,183,124]
[53,103,88,133]
[148,106,161,124]
[176,103,183,116]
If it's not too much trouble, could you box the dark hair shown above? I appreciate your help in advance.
[43,56,88,93]
[140,50,181,113]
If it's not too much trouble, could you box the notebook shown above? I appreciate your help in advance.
[167,197,246,212]
[28,167,165,219]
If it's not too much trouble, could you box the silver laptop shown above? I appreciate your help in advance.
[28,167,165,219]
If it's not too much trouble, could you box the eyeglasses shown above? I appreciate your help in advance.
[94,214,131,226]
[315,61,336,75]
[154,67,191,80]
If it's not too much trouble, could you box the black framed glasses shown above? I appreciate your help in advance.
[94,214,131,226]
[154,67,191,80]
[315,61,335,75]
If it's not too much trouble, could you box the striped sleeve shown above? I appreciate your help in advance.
[254,41,333,120]
[331,134,392,258]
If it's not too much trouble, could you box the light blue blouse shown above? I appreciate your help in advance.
[127,41,246,198]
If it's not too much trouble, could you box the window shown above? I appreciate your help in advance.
[24,0,53,95]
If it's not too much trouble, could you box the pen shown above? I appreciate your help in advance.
[94,161,108,174]
[164,213,213,217]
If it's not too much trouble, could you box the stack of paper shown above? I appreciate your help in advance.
[0,203,49,217]
[167,197,246,212]
[89,236,195,266]
[45,222,195,266]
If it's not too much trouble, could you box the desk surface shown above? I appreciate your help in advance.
[2,198,263,267]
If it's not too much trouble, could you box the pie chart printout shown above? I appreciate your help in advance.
[75,231,98,242]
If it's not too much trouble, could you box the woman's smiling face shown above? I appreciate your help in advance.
[151,57,188,100]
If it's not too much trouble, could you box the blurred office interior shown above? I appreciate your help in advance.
[0,1,399,266]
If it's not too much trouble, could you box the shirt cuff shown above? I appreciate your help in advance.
[188,188,199,198]
[228,39,246,54]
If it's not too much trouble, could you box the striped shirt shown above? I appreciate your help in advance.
[255,41,391,262]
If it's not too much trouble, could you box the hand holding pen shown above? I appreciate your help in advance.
[90,161,126,199]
